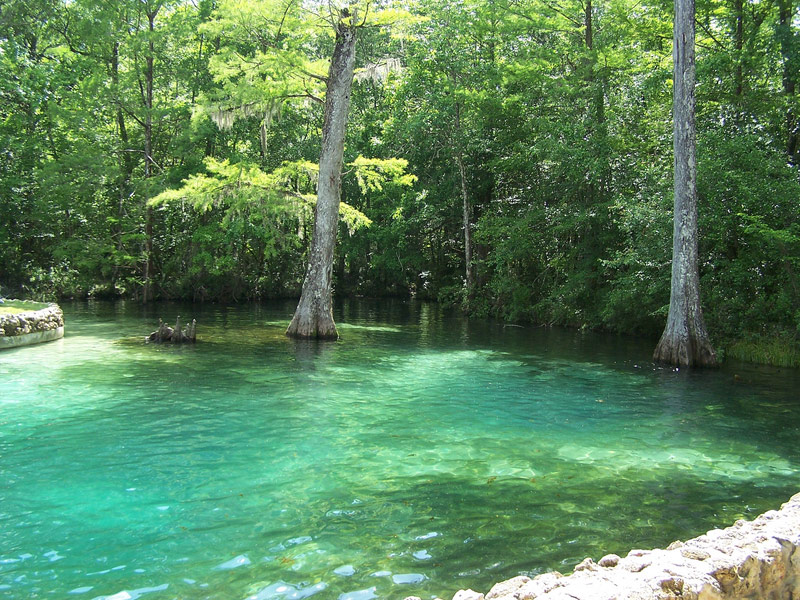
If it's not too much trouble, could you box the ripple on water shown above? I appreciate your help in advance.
[246,581,328,600]
[392,573,428,586]
[334,565,356,577]
[67,586,93,594]
[337,587,377,600]
[1,302,799,600]
[95,583,169,600]
[215,555,251,570]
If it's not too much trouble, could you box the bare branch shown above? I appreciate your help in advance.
[695,17,726,50]
[276,0,296,43]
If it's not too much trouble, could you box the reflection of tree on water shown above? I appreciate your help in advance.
[289,336,338,370]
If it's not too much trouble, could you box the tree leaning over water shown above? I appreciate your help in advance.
[653,0,717,368]
[286,5,360,340]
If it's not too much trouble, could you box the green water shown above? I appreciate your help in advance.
[1,299,799,600]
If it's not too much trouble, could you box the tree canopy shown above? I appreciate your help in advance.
[2,0,799,362]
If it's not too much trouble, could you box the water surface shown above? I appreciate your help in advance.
[1,299,798,600]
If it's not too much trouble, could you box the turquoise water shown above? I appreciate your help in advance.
[1,299,799,600]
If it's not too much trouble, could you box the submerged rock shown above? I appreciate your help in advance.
[334,565,356,577]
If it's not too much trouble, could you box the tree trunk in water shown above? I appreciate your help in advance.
[453,102,473,297]
[144,206,154,303]
[112,41,134,288]
[147,317,197,343]
[456,152,473,294]
[142,7,157,305]
[653,0,717,367]
[286,12,357,340]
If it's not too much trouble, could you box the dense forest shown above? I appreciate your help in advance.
[1,0,799,363]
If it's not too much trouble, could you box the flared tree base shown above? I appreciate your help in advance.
[653,325,717,368]
[285,320,339,340]
[286,298,339,340]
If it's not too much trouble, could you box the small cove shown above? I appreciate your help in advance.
[1,299,798,600]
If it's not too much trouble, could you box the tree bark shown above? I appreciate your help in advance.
[286,11,357,340]
[453,102,474,297]
[653,0,717,367]
[584,0,593,50]
[734,0,744,98]
[142,5,158,305]
[456,151,473,294]
[779,0,798,162]
[147,317,196,343]
[112,41,135,288]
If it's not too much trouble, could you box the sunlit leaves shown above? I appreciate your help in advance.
[350,156,417,193]
[198,0,321,129]
[150,154,419,235]
[151,158,301,212]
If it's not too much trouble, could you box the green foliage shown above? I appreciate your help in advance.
[22,263,83,302]
[350,156,417,194]
[3,0,800,365]
[152,157,314,212]
[697,130,800,339]
[725,336,800,369]
[149,154,417,237]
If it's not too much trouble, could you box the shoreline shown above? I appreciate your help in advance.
[411,491,800,600]
[0,301,65,349]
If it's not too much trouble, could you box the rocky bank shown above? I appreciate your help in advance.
[0,302,65,348]
[408,492,800,600]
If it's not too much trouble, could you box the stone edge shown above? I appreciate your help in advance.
[0,326,65,348]
[0,302,65,348]
[408,491,800,600]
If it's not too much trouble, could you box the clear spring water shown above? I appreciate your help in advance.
[1,299,799,600]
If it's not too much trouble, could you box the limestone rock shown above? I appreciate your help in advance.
[666,541,684,550]
[486,575,531,599]
[453,590,485,600]
[681,547,711,561]
[514,572,564,599]
[598,554,620,568]
[659,576,684,595]
[573,557,597,572]
[621,555,652,573]
[0,302,65,348]
[446,492,800,600]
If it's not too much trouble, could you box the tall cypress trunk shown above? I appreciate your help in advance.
[112,41,134,287]
[142,7,157,305]
[286,11,357,340]
[584,0,593,49]
[454,102,474,297]
[653,0,717,367]
[457,151,473,293]
[779,0,798,161]
[734,0,744,98]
